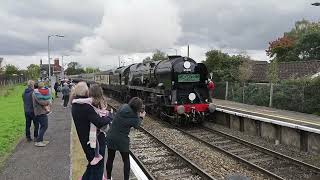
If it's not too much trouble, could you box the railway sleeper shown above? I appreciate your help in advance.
[148,163,188,173]
[213,140,231,145]
[237,152,263,159]
[249,156,274,164]
[153,168,193,179]
[227,148,249,154]
[218,143,242,149]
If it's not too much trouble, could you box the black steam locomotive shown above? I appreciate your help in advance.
[71,56,215,125]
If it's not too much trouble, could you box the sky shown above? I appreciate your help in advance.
[0,0,319,70]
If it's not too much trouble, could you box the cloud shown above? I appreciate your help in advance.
[175,0,318,50]
[0,0,104,55]
[75,0,182,59]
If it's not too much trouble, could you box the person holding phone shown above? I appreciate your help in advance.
[105,97,145,180]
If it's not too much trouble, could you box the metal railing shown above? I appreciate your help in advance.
[214,82,320,115]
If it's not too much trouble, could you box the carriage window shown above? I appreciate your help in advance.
[178,74,200,82]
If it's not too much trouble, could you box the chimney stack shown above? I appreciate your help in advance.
[54,58,59,66]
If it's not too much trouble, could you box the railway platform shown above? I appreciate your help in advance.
[212,98,320,153]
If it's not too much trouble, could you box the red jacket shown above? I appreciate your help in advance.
[207,81,215,90]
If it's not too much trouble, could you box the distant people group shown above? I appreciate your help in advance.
[22,79,145,179]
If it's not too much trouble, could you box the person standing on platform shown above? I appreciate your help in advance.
[61,83,70,108]
[71,82,111,180]
[54,82,60,98]
[22,80,39,142]
[207,79,215,99]
[106,97,145,180]
[32,82,51,147]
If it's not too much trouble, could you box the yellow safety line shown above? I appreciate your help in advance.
[216,104,320,127]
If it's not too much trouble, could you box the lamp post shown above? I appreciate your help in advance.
[61,55,69,80]
[312,2,320,6]
[48,34,64,85]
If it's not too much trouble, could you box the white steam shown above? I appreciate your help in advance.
[75,0,181,66]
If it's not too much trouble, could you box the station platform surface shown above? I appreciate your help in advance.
[213,98,320,130]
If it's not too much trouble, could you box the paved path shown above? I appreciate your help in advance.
[0,97,71,180]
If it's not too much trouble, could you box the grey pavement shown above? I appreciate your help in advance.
[0,96,71,180]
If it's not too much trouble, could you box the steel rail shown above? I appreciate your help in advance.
[176,125,320,179]
[175,126,284,179]
[202,126,320,173]
[138,127,216,180]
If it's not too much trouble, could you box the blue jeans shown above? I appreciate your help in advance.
[25,112,39,139]
[35,114,48,142]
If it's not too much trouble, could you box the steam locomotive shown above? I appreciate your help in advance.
[70,56,215,125]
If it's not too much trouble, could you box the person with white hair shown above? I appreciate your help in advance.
[61,82,70,108]
[71,82,110,180]
[22,80,39,142]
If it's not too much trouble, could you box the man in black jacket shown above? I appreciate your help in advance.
[22,80,39,142]
[71,82,111,180]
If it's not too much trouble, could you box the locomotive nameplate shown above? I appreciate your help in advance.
[178,74,200,83]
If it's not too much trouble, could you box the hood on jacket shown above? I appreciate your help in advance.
[24,87,34,94]
[118,104,138,119]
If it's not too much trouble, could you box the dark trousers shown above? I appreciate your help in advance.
[63,95,69,107]
[25,112,39,139]
[54,89,58,97]
[106,149,130,180]
[35,114,48,142]
[82,141,106,180]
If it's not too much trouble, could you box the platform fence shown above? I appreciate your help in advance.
[214,82,320,115]
[0,75,27,87]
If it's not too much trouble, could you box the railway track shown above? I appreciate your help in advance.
[107,102,215,180]
[177,126,320,180]
[130,127,215,179]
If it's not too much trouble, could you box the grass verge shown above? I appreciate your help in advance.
[0,85,26,170]
[71,121,86,179]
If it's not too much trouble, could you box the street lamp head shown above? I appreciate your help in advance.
[312,2,320,6]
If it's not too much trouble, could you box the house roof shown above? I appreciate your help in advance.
[249,61,268,82]
[40,64,62,73]
[278,60,320,80]
[249,60,320,82]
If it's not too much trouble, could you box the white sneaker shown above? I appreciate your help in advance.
[35,142,47,147]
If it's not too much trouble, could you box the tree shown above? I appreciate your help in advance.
[85,67,100,73]
[142,56,152,63]
[266,36,299,62]
[295,30,320,60]
[203,50,245,82]
[266,19,320,62]
[27,64,40,79]
[238,58,253,83]
[152,50,167,61]
[65,62,85,75]
[4,64,19,76]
